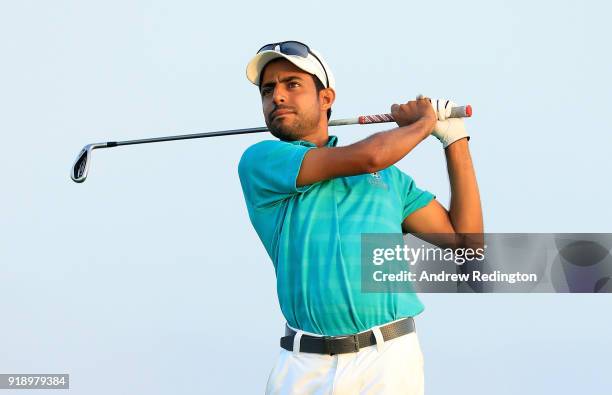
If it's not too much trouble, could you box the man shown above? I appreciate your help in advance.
[238,41,483,394]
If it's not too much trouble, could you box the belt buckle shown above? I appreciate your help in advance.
[324,334,360,355]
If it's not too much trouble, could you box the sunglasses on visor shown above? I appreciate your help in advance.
[256,41,329,88]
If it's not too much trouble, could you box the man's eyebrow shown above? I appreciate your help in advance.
[260,75,304,90]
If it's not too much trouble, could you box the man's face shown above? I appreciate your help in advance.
[260,59,322,141]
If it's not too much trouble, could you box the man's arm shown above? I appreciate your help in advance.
[402,138,483,248]
[296,98,436,187]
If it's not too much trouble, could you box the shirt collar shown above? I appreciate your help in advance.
[289,135,338,148]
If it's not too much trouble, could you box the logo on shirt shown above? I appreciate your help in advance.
[368,172,389,190]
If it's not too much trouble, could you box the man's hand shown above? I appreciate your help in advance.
[430,99,470,149]
[390,96,437,131]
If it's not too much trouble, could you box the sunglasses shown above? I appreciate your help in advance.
[256,41,329,88]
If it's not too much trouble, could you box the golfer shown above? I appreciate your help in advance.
[238,41,483,395]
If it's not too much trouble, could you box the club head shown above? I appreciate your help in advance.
[70,143,106,183]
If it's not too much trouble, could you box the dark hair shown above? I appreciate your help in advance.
[312,75,332,120]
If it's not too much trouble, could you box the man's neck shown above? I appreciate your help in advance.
[299,125,330,147]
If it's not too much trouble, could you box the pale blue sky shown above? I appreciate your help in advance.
[1,0,611,393]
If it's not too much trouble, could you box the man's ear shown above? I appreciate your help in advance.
[319,88,336,112]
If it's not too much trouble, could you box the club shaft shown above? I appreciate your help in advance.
[110,119,355,147]
[107,105,471,148]
[110,126,270,147]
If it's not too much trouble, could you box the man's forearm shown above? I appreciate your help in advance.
[357,118,433,172]
[445,138,483,234]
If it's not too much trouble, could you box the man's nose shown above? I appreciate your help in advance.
[272,86,286,104]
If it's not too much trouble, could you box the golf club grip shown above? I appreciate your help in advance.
[358,105,472,124]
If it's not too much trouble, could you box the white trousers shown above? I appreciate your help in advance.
[265,323,424,395]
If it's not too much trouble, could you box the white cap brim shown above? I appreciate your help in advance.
[246,50,332,89]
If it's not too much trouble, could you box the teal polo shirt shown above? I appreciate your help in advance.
[238,135,435,336]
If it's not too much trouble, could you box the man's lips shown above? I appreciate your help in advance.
[271,109,295,120]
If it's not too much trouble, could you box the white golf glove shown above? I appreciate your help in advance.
[430,99,470,149]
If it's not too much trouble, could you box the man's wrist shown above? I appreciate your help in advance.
[410,117,436,139]
[444,137,470,152]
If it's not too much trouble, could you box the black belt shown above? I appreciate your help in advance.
[280,317,415,355]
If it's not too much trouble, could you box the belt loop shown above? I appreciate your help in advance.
[293,330,304,355]
[371,326,385,352]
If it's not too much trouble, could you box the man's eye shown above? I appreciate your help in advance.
[289,82,300,88]
[261,88,272,96]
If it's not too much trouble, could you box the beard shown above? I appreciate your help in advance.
[266,109,320,142]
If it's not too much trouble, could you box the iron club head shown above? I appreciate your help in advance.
[70,143,106,183]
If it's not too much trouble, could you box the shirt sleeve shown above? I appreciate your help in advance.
[390,166,436,220]
[238,140,315,208]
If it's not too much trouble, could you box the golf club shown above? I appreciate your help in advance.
[70,104,472,183]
